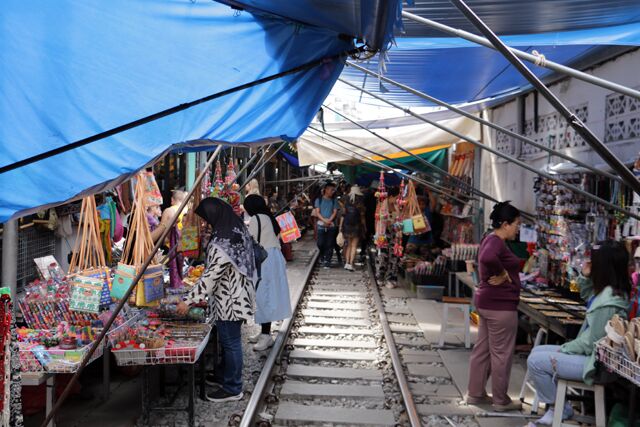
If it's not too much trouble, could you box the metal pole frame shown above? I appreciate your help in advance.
[319,102,532,209]
[306,126,476,208]
[41,145,225,427]
[341,66,622,183]
[444,0,640,196]
[238,141,288,192]
[328,82,640,221]
[320,103,500,198]
[401,11,640,101]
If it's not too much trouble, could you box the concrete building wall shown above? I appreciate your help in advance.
[479,48,640,227]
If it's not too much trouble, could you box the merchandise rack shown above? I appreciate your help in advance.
[110,321,211,367]
[18,340,104,374]
[596,338,640,387]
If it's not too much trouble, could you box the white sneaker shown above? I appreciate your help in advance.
[344,263,354,271]
[248,331,262,343]
[385,281,397,289]
[535,403,573,425]
[253,334,274,351]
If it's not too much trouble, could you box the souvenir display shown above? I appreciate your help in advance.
[113,177,164,306]
[401,181,430,235]
[374,172,389,249]
[109,312,211,366]
[181,173,202,259]
[223,159,243,216]
[140,170,163,207]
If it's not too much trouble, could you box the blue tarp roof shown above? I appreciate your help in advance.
[214,0,403,51]
[0,1,358,222]
[340,1,640,106]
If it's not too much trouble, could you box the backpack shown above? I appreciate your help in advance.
[344,203,360,226]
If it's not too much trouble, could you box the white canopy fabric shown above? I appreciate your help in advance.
[297,114,480,166]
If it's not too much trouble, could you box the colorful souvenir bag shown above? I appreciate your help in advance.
[276,211,302,244]
[68,196,111,310]
[401,181,431,235]
[142,265,164,303]
[112,177,163,306]
[70,276,103,314]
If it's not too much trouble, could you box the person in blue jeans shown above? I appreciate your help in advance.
[526,241,629,425]
[177,198,256,402]
[314,182,338,268]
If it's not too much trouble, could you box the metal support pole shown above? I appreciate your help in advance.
[1,219,18,299]
[401,11,640,101]
[445,0,640,196]
[321,103,497,195]
[306,127,474,207]
[329,84,640,221]
[238,141,288,192]
[341,66,622,183]
[307,126,540,221]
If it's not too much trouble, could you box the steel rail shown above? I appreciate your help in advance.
[332,77,640,221]
[41,145,224,427]
[401,11,640,101]
[445,0,640,196]
[239,249,320,427]
[366,256,421,427]
[342,65,622,183]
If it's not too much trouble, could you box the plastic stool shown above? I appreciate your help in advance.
[519,327,549,414]
[552,379,606,427]
[438,297,471,349]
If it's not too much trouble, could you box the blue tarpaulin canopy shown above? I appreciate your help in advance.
[340,0,640,106]
[0,1,365,222]
[3,0,640,222]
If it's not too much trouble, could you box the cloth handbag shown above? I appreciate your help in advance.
[111,263,137,300]
[276,211,301,244]
[141,264,164,303]
[402,218,414,234]
[115,176,162,307]
[70,276,103,313]
[412,214,430,234]
[141,170,163,207]
[336,232,345,248]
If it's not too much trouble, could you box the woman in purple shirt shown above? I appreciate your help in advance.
[466,202,522,412]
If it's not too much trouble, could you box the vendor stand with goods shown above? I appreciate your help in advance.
[18,196,118,427]
[109,175,211,427]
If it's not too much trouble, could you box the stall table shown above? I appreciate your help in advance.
[454,274,584,340]
[110,320,212,427]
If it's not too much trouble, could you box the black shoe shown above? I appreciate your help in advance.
[205,388,244,402]
[205,373,222,387]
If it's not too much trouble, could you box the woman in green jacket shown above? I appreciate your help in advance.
[527,240,630,425]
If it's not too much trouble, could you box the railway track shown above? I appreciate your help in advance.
[239,253,425,427]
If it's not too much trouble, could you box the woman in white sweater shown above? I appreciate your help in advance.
[243,194,292,350]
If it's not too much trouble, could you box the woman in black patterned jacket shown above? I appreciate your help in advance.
[178,198,256,403]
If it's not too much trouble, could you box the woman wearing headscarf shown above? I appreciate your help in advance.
[243,195,292,351]
[177,198,256,403]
